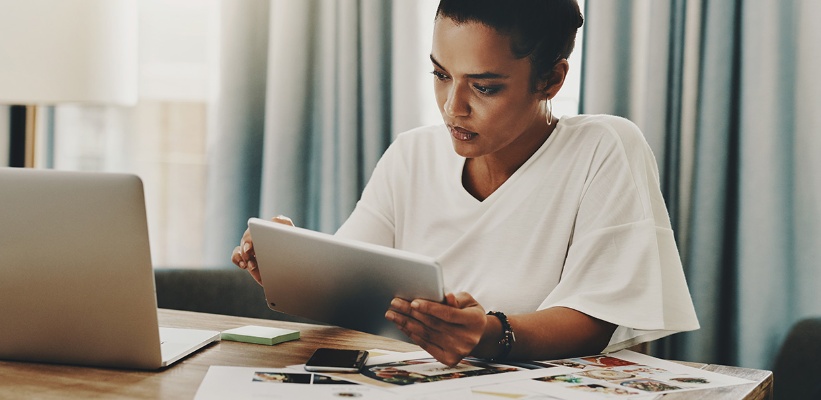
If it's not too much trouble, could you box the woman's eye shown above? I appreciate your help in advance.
[474,85,500,95]
[431,70,449,81]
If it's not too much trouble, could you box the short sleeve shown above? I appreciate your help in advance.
[335,137,399,247]
[538,117,699,350]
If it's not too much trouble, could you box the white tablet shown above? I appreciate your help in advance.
[248,218,445,342]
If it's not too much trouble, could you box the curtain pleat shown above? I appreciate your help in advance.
[205,0,396,264]
[684,0,744,367]
[202,0,270,266]
[582,0,821,369]
[733,0,821,369]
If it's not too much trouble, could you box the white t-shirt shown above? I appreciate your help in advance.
[336,114,699,350]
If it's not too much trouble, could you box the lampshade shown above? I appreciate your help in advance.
[0,0,138,105]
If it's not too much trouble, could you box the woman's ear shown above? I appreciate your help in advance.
[538,59,570,100]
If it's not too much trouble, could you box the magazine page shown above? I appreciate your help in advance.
[204,350,755,399]
[289,350,577,395]
[194,366,402,400]
[289,350,754,398]
[448,350,754,399]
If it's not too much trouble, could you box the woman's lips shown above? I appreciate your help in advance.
[449,125,478,141]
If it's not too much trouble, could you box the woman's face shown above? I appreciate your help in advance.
[431,17,549,161]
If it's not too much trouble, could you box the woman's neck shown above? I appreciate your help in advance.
[462,119,557,201]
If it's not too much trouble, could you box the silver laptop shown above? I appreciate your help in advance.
[249,217,445,342]
[0,168,219,370]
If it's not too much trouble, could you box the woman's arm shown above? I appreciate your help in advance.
[386,293,616,367]
[480,306,616,361]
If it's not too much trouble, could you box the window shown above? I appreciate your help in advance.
[52,0,215,268]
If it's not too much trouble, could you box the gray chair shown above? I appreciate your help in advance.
[771,317,821,400]
[153,267,318,323]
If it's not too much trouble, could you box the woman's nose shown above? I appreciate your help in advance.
[444,84,470,117]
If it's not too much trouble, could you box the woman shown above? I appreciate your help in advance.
[233,0,699,367]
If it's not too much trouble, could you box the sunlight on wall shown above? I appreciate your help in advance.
[53,0,216,268]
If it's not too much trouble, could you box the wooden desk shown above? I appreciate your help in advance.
[0,309,772,399]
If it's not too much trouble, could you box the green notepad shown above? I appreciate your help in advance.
[220,325,300,346]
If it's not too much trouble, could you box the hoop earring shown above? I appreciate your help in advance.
[544,98,554,126]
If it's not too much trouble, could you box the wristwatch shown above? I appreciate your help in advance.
[487,311,516,361]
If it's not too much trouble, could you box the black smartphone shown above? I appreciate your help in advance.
[304,348,369,373]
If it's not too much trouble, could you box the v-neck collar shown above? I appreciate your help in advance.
[453,118,564,204]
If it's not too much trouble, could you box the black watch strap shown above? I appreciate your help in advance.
[487,311,516,361]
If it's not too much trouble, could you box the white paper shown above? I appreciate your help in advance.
[199,350,754,400]
[298,350,550,395]
[194,366,401,400]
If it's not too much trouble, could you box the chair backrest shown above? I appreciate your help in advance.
[772,317,821,400]
[153,267,319,323]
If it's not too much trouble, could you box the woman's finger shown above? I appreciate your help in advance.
[273,215,294,226]
[411,298,479,326]
[232,246,246,269]
[240,241,255,262]
[248,266,263,286]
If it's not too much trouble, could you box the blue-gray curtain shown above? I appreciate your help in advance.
[203,0,394,266]
[203,0,270,266]
[582,0,821,370]
[259,0,393,233]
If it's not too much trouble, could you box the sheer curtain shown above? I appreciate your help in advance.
[203,0,440,265]
[582,0,821,369]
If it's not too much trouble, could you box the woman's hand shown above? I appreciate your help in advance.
[385,292,487,367]
[231,215,294,285]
